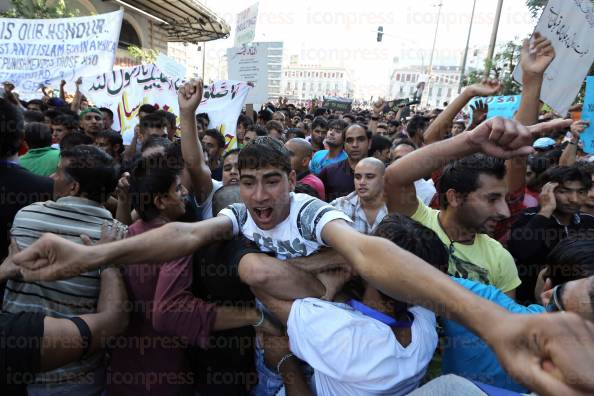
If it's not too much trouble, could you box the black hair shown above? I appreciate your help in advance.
[314,107,327,117]
[155,109,176,128]
[541,165,592,190]
[61,145,118,203]
[196,113,210,129]
[406,115,429,138]
[99,107,114,118]
[96,130,124,155]
[237,114,254,130]
[25,122,52,149]
[139,112,166,133]
[43,109,61,122]
[370,135,391,156]
[239,136,291,175]
[0,98,24,158]
[248,125,268,136]
[258,108,273,123]
[438,154,506,209]
[52,114,79,129]
[546,239,594,287]
[138,104,156,114]
[311,116,328,131]
[59,132,93,151]
[130,153,181,222]
[371,214,450,314]
[374,214,449,274]
[204,128,226,149]
[27,99,46,112]
[388,119,401,127]
[23,110,45,123]
[294,182,319,199]
[266,120,284,134]
[328,119,348,132]
[286,128,305,139]
[223,147,241,162]
[141,136,172,153]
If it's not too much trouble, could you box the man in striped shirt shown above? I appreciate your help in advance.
[4,145,123,396]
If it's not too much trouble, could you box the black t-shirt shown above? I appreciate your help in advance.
[0,311,45,396]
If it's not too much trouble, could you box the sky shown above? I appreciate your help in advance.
[202,0,540,97]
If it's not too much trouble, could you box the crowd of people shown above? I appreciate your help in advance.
[1,32,594,396]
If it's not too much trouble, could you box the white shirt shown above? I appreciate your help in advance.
[414,178,436,206]
[330,192,388,235]
[198,179,223,219]
[287,298,438,396]
[219,192,351,259]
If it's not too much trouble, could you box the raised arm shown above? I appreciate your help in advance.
[70,77,83,113]
[559,120,589,166]
[423,79,501,145]
[14,216,233,281]
[179,78,214,203]
[322,219,594,396]
[507,32,555,193]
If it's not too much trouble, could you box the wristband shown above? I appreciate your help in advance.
[68,317,92,358]
[252,309,265,327]
[276,353,295,374]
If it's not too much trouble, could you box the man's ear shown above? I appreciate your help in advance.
[69,180,80,197]
[540,278,554,306]
[154,194,166,211]
[445,189,463,208]
[288,170,297,191]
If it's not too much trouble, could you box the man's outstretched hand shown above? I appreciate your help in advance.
[489,311,594,395]
[12,234,93,281]
[465,117,572,159]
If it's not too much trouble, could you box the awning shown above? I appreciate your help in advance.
[106,0,230,43]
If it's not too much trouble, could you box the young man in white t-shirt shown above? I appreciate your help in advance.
[12,79,594,396]
[255,214,447,396]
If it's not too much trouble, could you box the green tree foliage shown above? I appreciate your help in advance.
[465,41,522,95]
[1,0,79,18]
[127,45,158,64]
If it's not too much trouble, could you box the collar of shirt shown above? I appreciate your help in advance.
[56,196,104,208]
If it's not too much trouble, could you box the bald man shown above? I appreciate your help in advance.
[330,157,387,234]
[285,138,326,200]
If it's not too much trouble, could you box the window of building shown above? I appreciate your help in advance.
[447,88,452,97]
[406,74,411,82]
[396,73,400,81]
[437,87,443,97]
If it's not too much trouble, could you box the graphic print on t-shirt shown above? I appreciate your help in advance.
[448,254,491,285]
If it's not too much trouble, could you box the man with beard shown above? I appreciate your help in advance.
[309,116,328,152]
[508,165,594,304]
[309,119,348,175]
[383,116,565,298]
[320,124,371,202]
[79,107,104,140]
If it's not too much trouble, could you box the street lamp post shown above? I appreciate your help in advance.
[458,0,477,93]
[423,1,443,108]
[484,0,504,78]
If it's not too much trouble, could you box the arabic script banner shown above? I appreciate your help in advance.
[513,0,594,115]
[198,80,251,149]
[81,64,184,145]
[0,10,123,97]
[82,64,251,147]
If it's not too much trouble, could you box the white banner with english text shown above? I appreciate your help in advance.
[0,10,123,98]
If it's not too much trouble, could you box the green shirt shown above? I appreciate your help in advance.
[411,199,521,293]
[19,147,60,177]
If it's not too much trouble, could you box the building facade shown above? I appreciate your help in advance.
[389,65,463,108]
[281,57,353,103]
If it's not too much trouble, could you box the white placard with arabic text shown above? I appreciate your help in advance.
[513,0,594,116]
[227,43,268,104]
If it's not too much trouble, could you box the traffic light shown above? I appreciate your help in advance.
[377,26,383,42]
